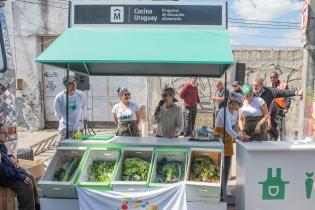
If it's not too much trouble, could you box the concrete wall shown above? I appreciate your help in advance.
[152,48,303,139]
[7,0,68,130]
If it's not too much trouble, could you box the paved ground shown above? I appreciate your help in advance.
[16,129,237,209]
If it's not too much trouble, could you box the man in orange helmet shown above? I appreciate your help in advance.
[268,71,291,141]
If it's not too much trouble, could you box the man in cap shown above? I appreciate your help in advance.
[54,75,86,141]
[231,81,243,94]
[211,81,230,110]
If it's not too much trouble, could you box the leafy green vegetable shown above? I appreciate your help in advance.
[122,157,150,181]
[88,160,115,182]
[63,156,81,181]
[191,155,219,182]
[53,156,81,181]
[54,168,65,181]
[156,157,185,183]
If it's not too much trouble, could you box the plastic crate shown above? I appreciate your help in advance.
[186,148,223,203]
[112,147,154,191]
[76,147,121,190]
[149,148,188,188]
[39,147,86,198]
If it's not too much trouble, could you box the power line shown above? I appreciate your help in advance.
[229,20,300,27]
[229,25,300,30]
[228,18,300,25]
[231,33,301,39]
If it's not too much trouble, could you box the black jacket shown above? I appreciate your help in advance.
[0,144,26,187]
[254,87,296,109]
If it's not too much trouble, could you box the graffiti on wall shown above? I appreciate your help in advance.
[156,49,303,136]
[16,82,42,130]
[44,72,58,92]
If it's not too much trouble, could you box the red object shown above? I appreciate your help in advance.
[179,83,200,108]
[301,0,309,38]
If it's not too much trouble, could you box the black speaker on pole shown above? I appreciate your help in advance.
[75,73,90,91]
[231,62,246,85]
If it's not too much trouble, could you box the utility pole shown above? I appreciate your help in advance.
[298,0,315,139]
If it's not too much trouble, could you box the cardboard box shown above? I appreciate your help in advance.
[18,159,45,180]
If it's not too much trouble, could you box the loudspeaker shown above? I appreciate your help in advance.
[75,73,90,90]
[230,62,246,85]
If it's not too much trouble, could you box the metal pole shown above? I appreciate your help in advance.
[66,65,69,139]
[223,71,227,144]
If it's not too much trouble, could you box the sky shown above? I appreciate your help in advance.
[227,0,303,47]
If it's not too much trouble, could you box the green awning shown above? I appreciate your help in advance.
[36,28,234,77]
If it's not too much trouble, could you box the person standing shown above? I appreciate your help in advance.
[179,77,204,137]
[154,87,184,138]
[54,75,85,141]
[231,81,243,94]
[214,93,249,198]
[239,83,269,141]
[252,75,302,109]
[112,88,140,136]
[211,81,230,110]
[268,71,291,141]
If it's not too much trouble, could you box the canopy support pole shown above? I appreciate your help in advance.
[223,68,227,145]
[66,64,69,139]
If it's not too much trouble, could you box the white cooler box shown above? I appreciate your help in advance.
[39,146,86,198]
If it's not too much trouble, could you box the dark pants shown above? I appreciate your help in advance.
[244,116,268,141]
[221,156,232,200]
[9,170,39,210]
[184,107,197,137]
[268,119,279,141]
[268,115,286,141]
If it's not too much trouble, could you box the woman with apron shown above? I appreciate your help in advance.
[239,83,269,141]
[112,88,140,136]
[214,92,250,199]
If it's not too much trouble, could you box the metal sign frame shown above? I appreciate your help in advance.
[69,1,227,29]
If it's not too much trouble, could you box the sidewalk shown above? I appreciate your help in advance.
[17,129,58,149]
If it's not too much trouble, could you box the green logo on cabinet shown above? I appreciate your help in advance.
[305,172,314,199]
[259,168,290,200]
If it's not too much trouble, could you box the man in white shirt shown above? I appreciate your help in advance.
[54,76,85,141]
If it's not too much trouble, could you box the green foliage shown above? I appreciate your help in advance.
[63,156,81,181]
[191,155,219,182]
[122,157,150,181]
[156,157,185,183]
[88,160,115,183]
[54,168,65,181]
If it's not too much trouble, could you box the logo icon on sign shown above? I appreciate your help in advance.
[111,7,124,23]
[305,172,314,199]
[258,168,289,200]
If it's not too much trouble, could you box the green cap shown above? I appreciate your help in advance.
[242,83,253,95]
